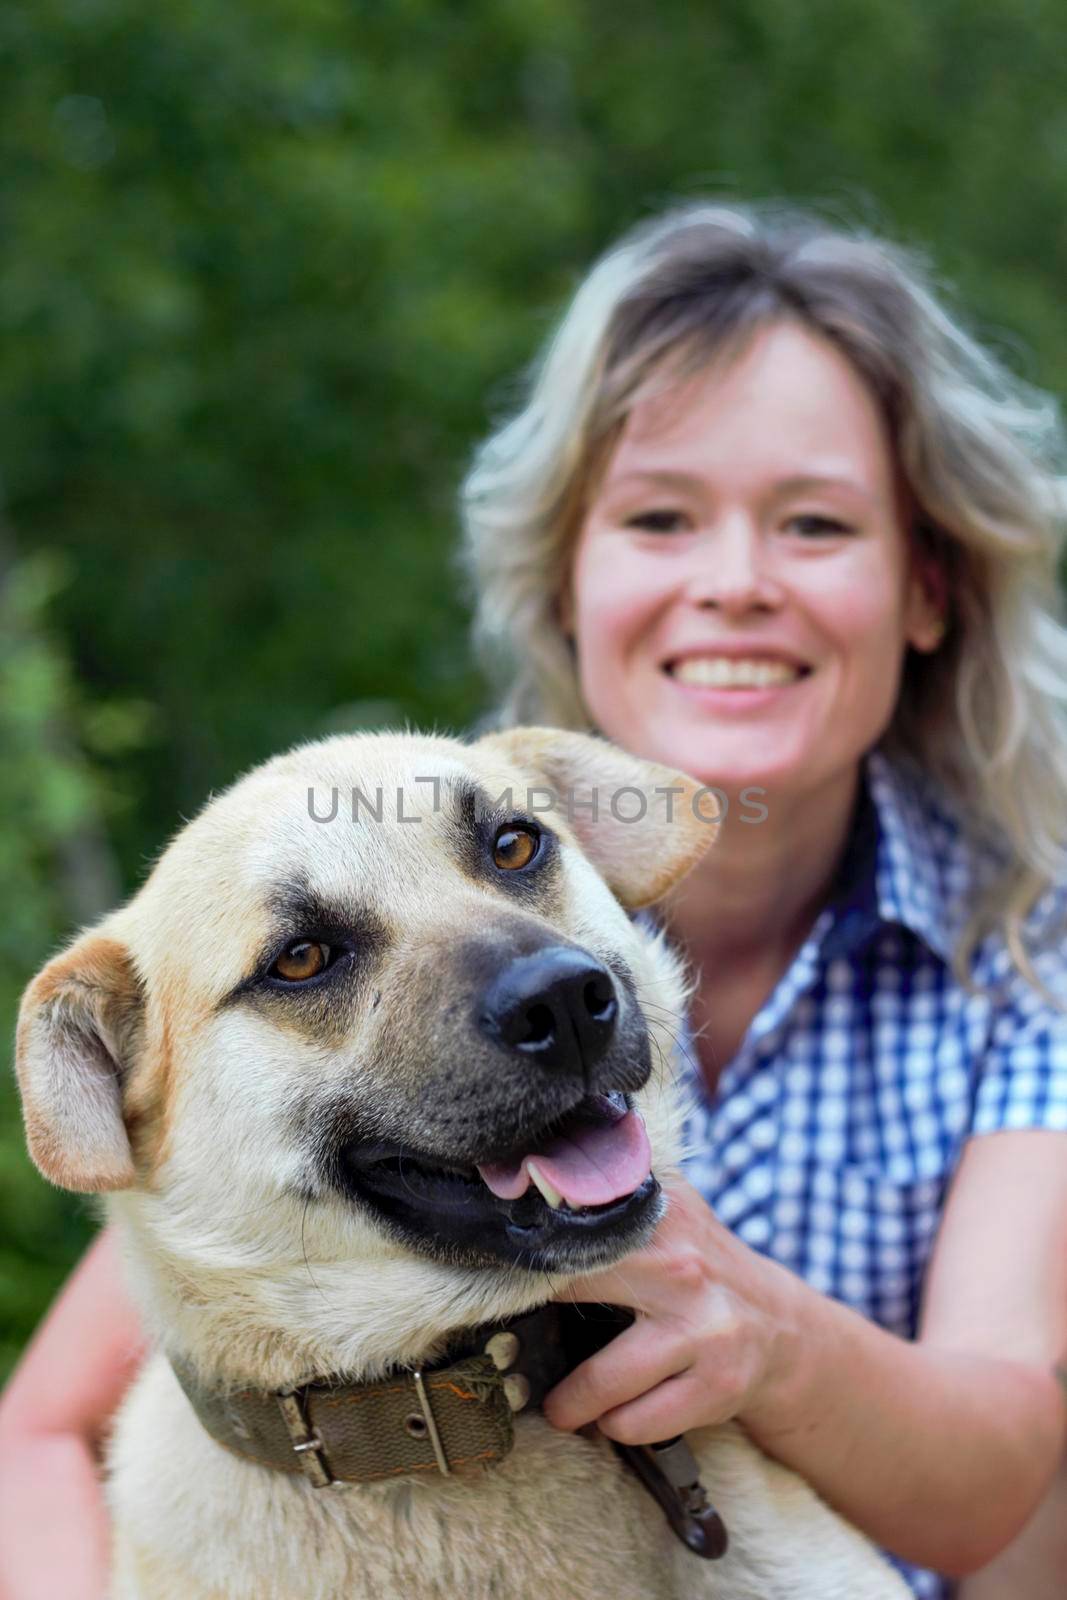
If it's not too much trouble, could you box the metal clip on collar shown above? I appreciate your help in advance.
[613,1435,729,1560]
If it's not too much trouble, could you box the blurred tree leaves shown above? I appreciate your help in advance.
[0,534,142,1373]
[2,0,1066,1369]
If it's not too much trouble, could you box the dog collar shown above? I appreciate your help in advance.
[169,1302,727,1559]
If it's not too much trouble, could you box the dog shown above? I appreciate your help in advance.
[15,726,910,1599]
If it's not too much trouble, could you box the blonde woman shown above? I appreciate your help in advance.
[460,201,1067,1599]
[2,202,1066,1600]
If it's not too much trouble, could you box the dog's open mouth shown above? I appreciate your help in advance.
[339,1091,661,1269]
[476,1091,651,1209]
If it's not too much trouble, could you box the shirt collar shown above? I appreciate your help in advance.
[822,747,961,965]
[636,748,972,966]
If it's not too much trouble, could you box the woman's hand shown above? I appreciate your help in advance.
[543,1176,800,1443]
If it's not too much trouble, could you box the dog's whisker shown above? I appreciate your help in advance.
[628,987,689,1020]
[648,1030,682,1085]
[396,1152,424,1205]
[648,1019,700,1081]
[541,1266,566,1301]
[635,1003,694,1048]
[642,1235,673,1268]
[630,992,687,1018]
[300,1195,330,1303]
[630,990,691,1034]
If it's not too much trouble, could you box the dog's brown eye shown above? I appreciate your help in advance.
[493,827,538,871]
[271,942,330,982]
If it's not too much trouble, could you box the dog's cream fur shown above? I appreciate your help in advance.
[15,728,909,1599]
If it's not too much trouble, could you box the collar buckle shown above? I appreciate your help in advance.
[275,1385,335,1488]
[409,1369,451,1476]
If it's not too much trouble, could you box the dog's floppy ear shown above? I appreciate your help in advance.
[478,727,719,909]
[14,930,144,1192]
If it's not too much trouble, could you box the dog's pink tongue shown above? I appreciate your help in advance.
[476,1109,651,1207]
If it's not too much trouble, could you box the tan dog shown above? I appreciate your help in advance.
[15,728,909,1600]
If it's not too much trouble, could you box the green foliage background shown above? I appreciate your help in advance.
[2,0,1066,1378]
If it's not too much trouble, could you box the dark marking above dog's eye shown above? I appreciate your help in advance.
[444,779,559,903]
[271,941,330,982]
[220,876,391,1010]
[492,826,539,872]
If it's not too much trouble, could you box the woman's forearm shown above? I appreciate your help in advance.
[0,1227,147,1600]
[0,1433,110,1600]
[958,1450,1067,1599]
[746,1277,1067,1576]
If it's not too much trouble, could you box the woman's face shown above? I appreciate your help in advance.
[564,320,943,806]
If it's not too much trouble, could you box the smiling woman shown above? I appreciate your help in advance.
[461,201,1067,1599]
[564,321,945,814]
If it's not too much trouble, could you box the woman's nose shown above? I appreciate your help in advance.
[684,517,783,614]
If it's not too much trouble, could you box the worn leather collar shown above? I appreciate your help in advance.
[170,1301,728,1559]
[170,1303,589,1488]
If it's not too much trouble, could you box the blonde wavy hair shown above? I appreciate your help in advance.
[460,200,1067,982]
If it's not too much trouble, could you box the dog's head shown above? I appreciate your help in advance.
[15,728,716,1371]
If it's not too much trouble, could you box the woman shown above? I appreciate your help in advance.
[2,201,1066,1599]
[459,201,1067,1598]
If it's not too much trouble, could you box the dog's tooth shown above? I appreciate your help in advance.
[526,1160,565,1211]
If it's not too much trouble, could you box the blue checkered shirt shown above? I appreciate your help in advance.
[675,747,1067,1599]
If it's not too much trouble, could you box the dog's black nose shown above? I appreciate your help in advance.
[478,947,618,1078]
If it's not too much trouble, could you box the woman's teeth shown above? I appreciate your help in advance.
[671,657,802,688]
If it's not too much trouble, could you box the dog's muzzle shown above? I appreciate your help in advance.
[332,945,661,1272]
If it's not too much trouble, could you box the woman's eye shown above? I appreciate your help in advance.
[270,941,332,982]
[493,825,540,871]
[787,513,855,538]
[623,508,688,534]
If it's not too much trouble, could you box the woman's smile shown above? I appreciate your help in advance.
[663,646,813,711]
